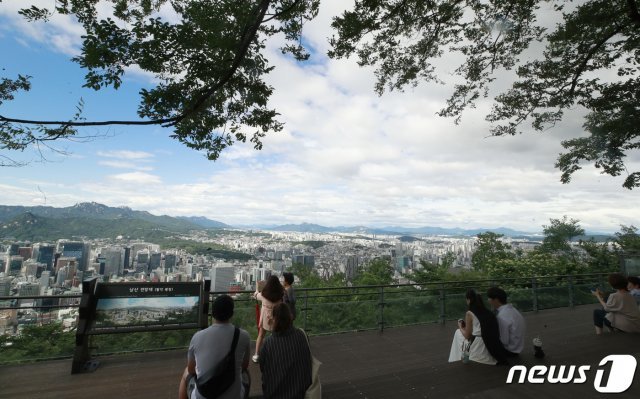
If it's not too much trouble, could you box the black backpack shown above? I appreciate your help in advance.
[196,327,240,399]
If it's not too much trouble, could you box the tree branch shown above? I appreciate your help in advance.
[627,0,640,26]
[262,0,302,23]
[0,0,273,129]
[173,0,272,126]
[568,25,623,96]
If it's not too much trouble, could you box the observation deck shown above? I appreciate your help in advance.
[1,304,638,398]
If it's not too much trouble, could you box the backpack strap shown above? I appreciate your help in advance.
[228,326,240,356]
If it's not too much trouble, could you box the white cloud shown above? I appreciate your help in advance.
[0,1,84,56]
[98,160,154,171]
[108,172,161,185]
[0,0,637,234]
[97,150,155,160]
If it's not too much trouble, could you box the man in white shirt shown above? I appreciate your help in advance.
[487,287,526,357]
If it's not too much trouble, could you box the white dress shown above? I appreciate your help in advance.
[448,312,497,365]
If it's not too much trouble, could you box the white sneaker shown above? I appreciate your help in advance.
[252,354,259,363]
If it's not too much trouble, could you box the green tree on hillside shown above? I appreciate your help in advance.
[410,259,448,283]
[471,232,513,272]
[541,216,585,253]
[289,262,325,288]
[614,225,640,252]
[579,239,619,273]
[354,258,395,286]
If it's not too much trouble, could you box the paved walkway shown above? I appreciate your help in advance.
[1,304,638,398]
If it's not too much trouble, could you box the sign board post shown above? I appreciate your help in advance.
[71,280,204,374]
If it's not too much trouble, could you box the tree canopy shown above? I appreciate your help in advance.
[0,0,319,164]
[471,232,513,272]
[541,215,585,252]
[1,0,639,188]
[330,0,640,188]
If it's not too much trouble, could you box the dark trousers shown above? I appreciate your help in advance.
[593,308,612,329]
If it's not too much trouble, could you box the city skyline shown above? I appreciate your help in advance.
[1,1,638,234]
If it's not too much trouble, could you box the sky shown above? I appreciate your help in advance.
[0,1,638,234]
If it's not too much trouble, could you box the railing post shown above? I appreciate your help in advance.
[531,277,538,313]
[303,290,309,332]
[378,286,386,333]
[568,275,574,309]
[439,284,446,325]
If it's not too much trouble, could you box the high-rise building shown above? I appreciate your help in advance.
[23,260,44,279]
[57,241,90,272]
[210,265,235,292]
[149,252,161,270]
[292,254,315,268]
[56,266,68,287]
[252,267,271,284]
[18,246,33,260]
[55,257,77,279]
[164,253,177,272]
[18,282,40,296]
[136,250,150,273]
[9,243,28,256]
[345,255,359,281]
[123,246,131,269]
[7,256,23,276]
[40,271,51,290]
[33,244,55,271]
[0,277,12,296]
[0,254,6,275]
[102,248,123,277]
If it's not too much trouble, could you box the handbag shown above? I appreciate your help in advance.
[301,329,322,399]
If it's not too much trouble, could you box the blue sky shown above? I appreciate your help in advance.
[0,1,638,233]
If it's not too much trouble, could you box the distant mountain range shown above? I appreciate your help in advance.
[176,216,229,229]
[0,202,613,242]
[266,222,535,236]
[0,202,229,241]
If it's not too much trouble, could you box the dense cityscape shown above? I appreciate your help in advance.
[0,226,542,336]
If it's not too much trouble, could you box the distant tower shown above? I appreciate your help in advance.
[123,246,131,269]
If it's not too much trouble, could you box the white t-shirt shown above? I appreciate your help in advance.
[496,304,526,354]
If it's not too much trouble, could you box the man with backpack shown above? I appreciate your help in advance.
[179,295,251,399]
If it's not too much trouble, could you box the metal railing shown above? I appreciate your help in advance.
[0,273,607,363]
[215,272,607,336]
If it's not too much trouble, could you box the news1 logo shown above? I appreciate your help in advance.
[506,355,637,393]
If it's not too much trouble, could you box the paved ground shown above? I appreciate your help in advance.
[1,304,639,398]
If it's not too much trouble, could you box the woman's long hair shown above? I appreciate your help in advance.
[271,303,293,333]
[261,275,285,303]
[466,289,487,313]
[466,289,507,365]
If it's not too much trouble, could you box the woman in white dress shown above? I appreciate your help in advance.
[448,289,507,365]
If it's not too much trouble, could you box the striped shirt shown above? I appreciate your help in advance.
[259,327,312,399]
